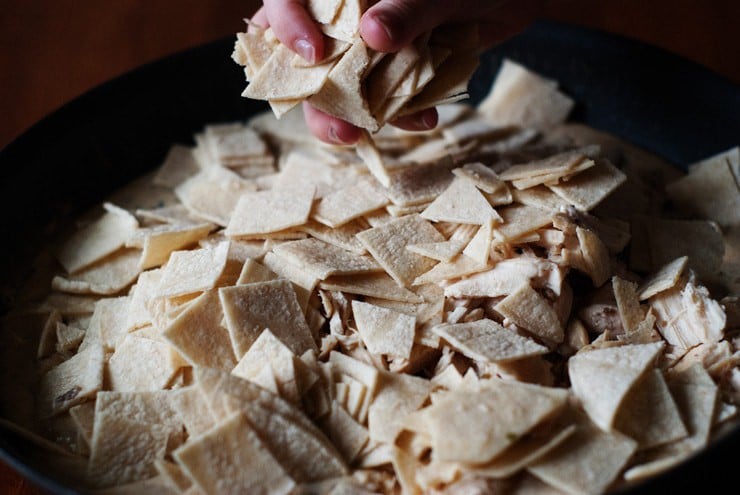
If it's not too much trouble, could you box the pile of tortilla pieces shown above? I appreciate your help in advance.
[1,53,740,495]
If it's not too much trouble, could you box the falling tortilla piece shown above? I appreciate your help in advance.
[568,341,664,431]
[432,319,548,363]
[174,412,296,495]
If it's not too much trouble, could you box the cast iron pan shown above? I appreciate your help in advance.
[0,19,738,494]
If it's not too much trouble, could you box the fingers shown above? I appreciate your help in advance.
[263,0,324,63]
[390,107,438,132]
[303,102,362,145]
[249,6,269,30]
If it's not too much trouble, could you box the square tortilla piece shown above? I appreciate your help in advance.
[272,238,382,280]
[351,301,416,359]
[225,186,315,237]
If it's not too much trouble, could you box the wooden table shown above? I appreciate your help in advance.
[1,1,738,492]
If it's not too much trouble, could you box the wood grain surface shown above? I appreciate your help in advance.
[0,1,738,493]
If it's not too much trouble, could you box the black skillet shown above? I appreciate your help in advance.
[0,19,738,494]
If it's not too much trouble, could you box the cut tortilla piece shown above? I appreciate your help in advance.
[547,159,626,211]
[312,177,388,228]
[300,220,368,255]
[614,369,687,450]
[452,161,510,197]
[357,214,444,286]
[174,412,296,495]
[272,238,381,280]
[568,341,664,431]
[413,253,488,286]
[432,319,548,363]
[351,300,416,359]
[155,241,231,299]
[477,58,573,130]
[499,149,588,181]
[320,273,422,303]
[638,256,688,300]
[52,248,142,295]
[169,386,216,437]
[444,257,563,299]
[367,370,431,445]
[420,177,502,224]
[175,167,257,226]
[424,380,568,464]
[57,203,139,274]
[356,130,391,187]
[225,186,315,237]
[612,276,643,334]
[366,43,421,115]
[406,238,467,263]
[162,289,236,371]
[307,0,343,24]
[383,158,455,207]
[528,411,637,495]
[88,295,132,350]
[137,223,214,270]
[322,401,369,464]
[219,279,316,358]
[494,204,554,242]
[38,344,105,418]
[153,144,200,189]
[494,283,564,344]
[108,335,180,393]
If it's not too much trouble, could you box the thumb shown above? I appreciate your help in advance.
[360,0,459,52]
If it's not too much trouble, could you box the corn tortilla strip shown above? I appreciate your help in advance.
[401,54,478,116]
[357,214,444,286]
[614,369,687,450]
[494,204,554,242]
[528,414,637,495]
[495,283,564,344]
[420,177,501,225]
[219,279,316,358]
[511,186,569,210]
[320,273,422,302]
[162,290,236,370]
[69,402,96,448]
[52,248,142,295]
[155,242,231,299]
[108,335,179,393]
[313,178,389,228]
[95,391,183,435]
[568,341,664,431]
[125,268,163,331]
[638,256,688,300]
[138,223,214,269]
[39,344,104,417]
[612,276,643,333]
[225,186,315,237]
[243,43,336,101]
[174,412,296,495]
[309,38,378,131]
[512,159,596,190]
[547,159,626,211]
[57,203,139,274]
[273,238,381,280]
[204,123,268,163]
[433,319,548,363]
[261,251,318,310]
[87,414,170,488]
[175,167,257,226]
[367,371,431,446]
[425,380,568,463]
[351,301,415,359]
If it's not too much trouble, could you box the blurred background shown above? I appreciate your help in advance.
[0,0,738,492]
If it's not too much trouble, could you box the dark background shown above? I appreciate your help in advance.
[0,1,738,493]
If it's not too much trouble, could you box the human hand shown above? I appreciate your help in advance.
[251,0,543,144]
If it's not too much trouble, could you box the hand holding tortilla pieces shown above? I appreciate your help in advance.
[240,0,542,144]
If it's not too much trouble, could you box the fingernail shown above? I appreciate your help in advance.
[328,126,347,144]
[372,14,394,44]
[294,39,316,63]
[421,111,437,130]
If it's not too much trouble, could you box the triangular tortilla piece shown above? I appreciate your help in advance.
[52,248,142,295]
[356,131,391,187]
[400,53,478,116]
[357,214,444,286]
[39,344,105,417]
[309,38,378,131]
[89,296,132,350]
[433,319,548,363]
[243,43,336,101]
[494,283,564,344]
[367,371,431,445]
[547,159,626,211]
[236,258,276,285]
[452,162,510,197]
[477,59,573,130]
[420,177,502,224]
[163,290,236,370]
[614,369,687,449]
[313,178,388,228]
[424,380,568,463]
[57,203,139,274]
[568,341,664,431]
[175,167,257,226]
[512,186,570,211]
[125,269,163,331]
[87,414,170,488]
[108,335,180,392]
[462,219,494,265]
[351,301,416,359]
[445,257,563,299]
[174,412,296,495]
[319,273,422,303]
[225,186,315,237]
[576,226,611,287]
[512,159,596,190]
[320,0,363,42]
[528,413,637,495]
[219,279,316,358]
[494,204,554,242]
[638,256,688,300]
[155,242,231,299]
[232,329,300,403]
[272,238,381,280]
[665,148,740,228]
